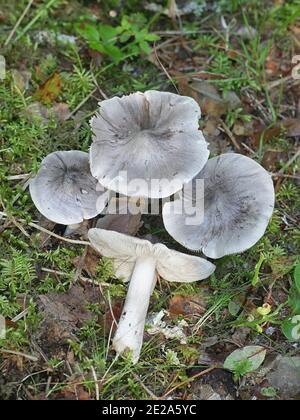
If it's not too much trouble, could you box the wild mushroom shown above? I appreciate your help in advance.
[88,228,216,363]
[162,153,275,258]
[30,151,109,234]
[90,90,209,198]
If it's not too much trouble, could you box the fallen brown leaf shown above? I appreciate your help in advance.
[53,375,91,400]
[24,102,49,125]
[96,212,143,236]
[262,149,288,172]
[177,77,197,99]
[0,10,5,22]
[265,59,280,76]
[35,285,103,357]
[5,319,18,330]
[96,197,143,236]
[169,294,206,319]
[76,246,100,277]
[233,121,254,137]
[103,300,123,335]
[51,102,70,121]
[55,386,91,400]
[35,72,62,104]
[251,119,300,146]
[190,81,228,118]
[231,327,251,347]
[285,118,300,136]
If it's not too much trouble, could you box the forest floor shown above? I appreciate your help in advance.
[0,0,300,400]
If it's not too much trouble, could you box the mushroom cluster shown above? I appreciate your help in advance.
[29,90,275,364]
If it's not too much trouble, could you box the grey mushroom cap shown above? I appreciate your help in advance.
[90,90,209,198]
[162,153,275,259]
[29,151,109,225]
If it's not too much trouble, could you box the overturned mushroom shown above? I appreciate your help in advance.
[90,90,209,198]
[163,153,275,258]
[30,151,109,234]
[88,228,215,363]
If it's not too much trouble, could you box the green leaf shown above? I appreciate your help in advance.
[228,300,241,317]
[89,41,104,52]
[288,287,300,314]
[224,346,266,377]
[139,40,152,55]
[127,44,139,56]
[119,33,131,43]
[144,33,160,42]
[134,29,147,42]
[252,253,265,286]
[98,24,119,43]
[282,315,300,341]
[103,44,124,63]
[121,16,131,31]
[294,263,300,294]
[78,24,99,45]
[260,387,277,397]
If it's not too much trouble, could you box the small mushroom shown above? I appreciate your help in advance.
[90,90,209,198]
[88,228,215,363]
[30,151,109,233]
[163,153,275,258]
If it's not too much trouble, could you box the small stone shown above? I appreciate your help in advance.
[236,26,257,40]
[223,91,241,110]
[24,102,49,125]
[199,385,221,400]
[0,55,5,80]
[267,356,300,398]
[12,69,31,91]
[233,121,254,136]
[56,34,77,45]
[265,326,276,336]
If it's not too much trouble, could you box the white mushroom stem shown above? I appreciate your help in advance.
[113,256,157,364]
[64,223,82,237]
